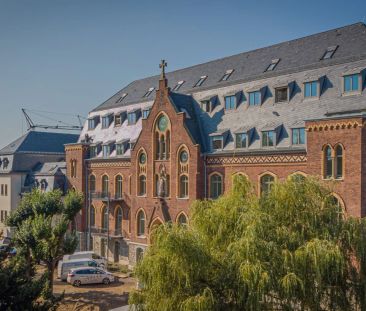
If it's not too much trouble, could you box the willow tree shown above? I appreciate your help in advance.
[6,189,83,295]
[130,175,366,310]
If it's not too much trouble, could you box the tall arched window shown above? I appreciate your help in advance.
[102,206,108,231]
[210,174,223,199]
[115,206,123,232]
[324,146,333,179]
[102,175,109,197]
[179,175,189,198]
[177,213,187,225]
[155,115,170,160]
[260,174,275,196]
[89,175,96,193]
[335,145,343,179]
[137,210,145,236]
[138,175,146,196]
[90,205,95,227]
[115,175,123,198]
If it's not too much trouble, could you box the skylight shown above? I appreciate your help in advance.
[265,59,280,72]
[173,80,185,91]
[143,87,155,98]
[194,75,207,87]
[116,93,128,103]
[321,45,338,60]
[220,69,234,82]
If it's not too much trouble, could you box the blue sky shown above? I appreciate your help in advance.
[0,0,365,147]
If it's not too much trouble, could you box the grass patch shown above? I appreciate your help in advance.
[107,262,129,274]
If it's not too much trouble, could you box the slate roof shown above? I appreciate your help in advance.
[93,22,366,112]
[0,131,79,155]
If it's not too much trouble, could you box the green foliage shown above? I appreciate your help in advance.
[5,188,83,302]
[130,175,366,310]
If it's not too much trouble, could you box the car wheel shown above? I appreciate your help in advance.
[103,278,110,285]
[73,280,81,287]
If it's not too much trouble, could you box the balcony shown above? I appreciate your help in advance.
[90,226,128,238]
[90,192,124,202]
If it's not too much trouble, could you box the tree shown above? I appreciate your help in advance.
[130,175,366,310]
[7,189,83,294]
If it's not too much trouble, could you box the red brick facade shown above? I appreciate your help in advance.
[66,77,366,266]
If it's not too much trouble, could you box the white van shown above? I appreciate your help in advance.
[57,258,102,281]
[63,251,107,267]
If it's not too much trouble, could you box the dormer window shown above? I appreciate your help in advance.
[321,45,338,60]
[212,136,223,150]
[128,111,137,125]
[265,59,280,72]
[101,114,112,128]
[292,128,306,145]
[173,80,185,91]
[262,131,275,147]
[194,75,207,87]
[275,87,288,103]
[220,69,234,82]
[116,93,127,103]
[344,74,359,93]
[201,100,210,112]
[249,91,261,105]
[103,145,110,157]
[114,114,122,127]
[90,145,98,158]
[143,87,155,98]
[235,133,247,148]
[224,95,236,110]
[142,108,151,119]
[116,142,128,156]
[304,81,318,98]
[88,116,99,130]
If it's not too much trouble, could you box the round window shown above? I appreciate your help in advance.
[139,153,146,164]
[180,151,188,163]
[158,116,168,131]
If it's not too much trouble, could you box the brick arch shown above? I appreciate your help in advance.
[258,171,277,196]
[208,171,224,199]
[176,211,188,224]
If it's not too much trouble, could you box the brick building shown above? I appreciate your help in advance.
[66,23,366,266]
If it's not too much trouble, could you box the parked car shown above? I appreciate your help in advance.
[57,258,103,281]
[67,267,114,286]
[63,251,107,267]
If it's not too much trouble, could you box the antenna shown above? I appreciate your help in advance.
[21,108,84,131]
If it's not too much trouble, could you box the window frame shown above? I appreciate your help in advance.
[304,81,318,98]
[211,136,224,150]
[248,91,261,106]
[343,74,360,93]
[127,112,137,125]
[209,173,223,199]
[275,87,288,103]
[291,128,306,145]
[235,132,247,149]
[224,95,236,110]
[194,75,207,87]
[261,130,275,147]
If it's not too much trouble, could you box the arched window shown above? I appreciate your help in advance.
[115,175,123,198]
[210,174,223,199]
[89,175,96,193]
[138,175,146,196]
[115,206,123,232]
[335,145,343,179]
[136,247,144,262]
[260,174,275,196]
[102,175,109,197]
[324,146,333,179]
[290,173,306,183]
[177,213,187,225]
[155,114,170,160]
[90,205,95,227]
[102,206,108,231]
[137,210,145,236]
[179,175,189,198]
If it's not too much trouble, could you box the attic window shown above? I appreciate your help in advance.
[265,59,280,72]
[88,117,98,130]
[143,87,155,98]
[114,114,122,127]
[194,76,207,87]
[173,81,185,91]
[102,115,112,128]
[275,87,288,103]
[220,69,234,82]
[201,100,211,112]
[321,46,338,60]
[128,112,137,125]
[212,136,223,150]
[142,108,151,119]
[262,131,275,147]
[116,93,128,103]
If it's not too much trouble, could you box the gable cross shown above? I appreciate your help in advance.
[159,59,167,79]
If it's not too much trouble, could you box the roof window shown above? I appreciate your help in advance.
[220,69,234,82]
[143,87,155,98]
[265,59,280,72]
[173,80,185,91]
[194,75,207,87]
[321,45,338,60]
[115,93,128,103]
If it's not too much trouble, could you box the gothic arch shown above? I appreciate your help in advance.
[176,211,188,224]
[258,171,277,196]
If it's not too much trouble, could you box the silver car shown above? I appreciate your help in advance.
[67,267,115,286]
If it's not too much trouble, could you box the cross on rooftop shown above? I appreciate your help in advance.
[159,59,167,79]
